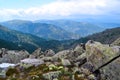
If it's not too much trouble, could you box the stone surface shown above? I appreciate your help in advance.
[0,50,29,63]
[85,40,120,71]
[52,50,70,61]
[74,53,87,67]
[42,71,61,80]
[20,58,44,66]
[53,47,84,62]
[100,57,120,80]
[44,49,55,57]
[32,48,42,58]
[61,59,71,66]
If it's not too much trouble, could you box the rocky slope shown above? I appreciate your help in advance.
[0,38,120,80]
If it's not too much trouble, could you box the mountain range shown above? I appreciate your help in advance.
[1,20,106,40]
[1,20,79,40]
[0,25,67,53]
[36,19,105,37]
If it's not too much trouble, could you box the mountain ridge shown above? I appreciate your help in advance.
[1,20,80,40]
[35,19,105,37]
[0,25,68,53]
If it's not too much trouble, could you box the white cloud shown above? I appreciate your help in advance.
[0,0,120,21]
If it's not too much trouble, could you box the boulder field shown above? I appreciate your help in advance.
[0,39,120,80]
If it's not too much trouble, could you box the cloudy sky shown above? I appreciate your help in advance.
[0,0,120,22]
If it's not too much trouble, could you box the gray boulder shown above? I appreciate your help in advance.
[61,59,71,66]
[100,56,120,80]
[42,71,61,80]
[0,50,29,63]
[85,40,120,71]
[32,48,42,58]
[44,49,55,57]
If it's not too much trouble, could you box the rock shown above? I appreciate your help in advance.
[42,71,61,80]
[20,58,44,66]
[41,57,53,62]
[0,50,29,63]
[61,59,71,67]
[53,47,84,62]
[85,40,120,71]
[81,62,94,72]
[52,50,70,61]
[32,48,42,58]
[67,49,83,61]
[100,57,120,80]
[74,53,87,67]
[29,55,36,59]
[44,49,55,57]
[74,44,85,53]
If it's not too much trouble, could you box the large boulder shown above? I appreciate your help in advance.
[74,44,85,53]
[44,49,55,57]
[100,57,120,80]
[85,40,120,71]
[53,46,84,62]
[20,58,44,66]
[74,53,87,67]
[52,50,70,61]
[61,59,71,67]
[32,48,42,58]
[0,50,29,63]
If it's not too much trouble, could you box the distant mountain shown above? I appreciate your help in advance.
[1,20,80,40]
[0,25,68,53]
[72,27,120,45]
[36,19,105,37]
[95,22,120,28]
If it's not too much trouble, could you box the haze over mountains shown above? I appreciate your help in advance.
[36,20,105,37]
[1,20,80,40]
[1,19,108,40]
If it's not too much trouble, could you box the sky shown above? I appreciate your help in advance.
[0,0,120,22]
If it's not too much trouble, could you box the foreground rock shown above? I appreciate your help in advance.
[100,57,120,80]
[85,40,120,71]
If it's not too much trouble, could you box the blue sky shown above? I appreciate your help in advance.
[0,0,120,22]
[0,0,55,9]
